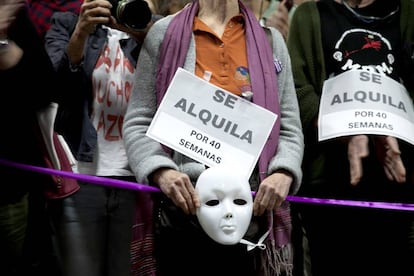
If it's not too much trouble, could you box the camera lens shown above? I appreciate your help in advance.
[112,0,152,31]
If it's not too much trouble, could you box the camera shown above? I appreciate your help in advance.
[109,0,152,31]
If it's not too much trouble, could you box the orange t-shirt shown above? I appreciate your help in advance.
[193,15,251,97]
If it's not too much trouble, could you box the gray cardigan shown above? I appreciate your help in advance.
[123,14,304,194]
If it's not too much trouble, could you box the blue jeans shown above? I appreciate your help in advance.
[49,179,136,276]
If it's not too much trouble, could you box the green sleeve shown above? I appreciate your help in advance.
[287,1,326,132]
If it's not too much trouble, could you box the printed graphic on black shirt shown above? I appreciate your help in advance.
[332,28,396,79]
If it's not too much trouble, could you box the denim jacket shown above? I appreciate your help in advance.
[45,11,141,162]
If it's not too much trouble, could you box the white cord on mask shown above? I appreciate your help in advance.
[239,210,273,251]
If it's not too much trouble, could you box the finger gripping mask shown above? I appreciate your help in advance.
[195,166,253,245]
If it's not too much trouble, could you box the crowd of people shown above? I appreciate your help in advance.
[0,0,413,276]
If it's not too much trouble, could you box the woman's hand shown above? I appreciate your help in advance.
[152,168,200,215]
[253,170,292,216]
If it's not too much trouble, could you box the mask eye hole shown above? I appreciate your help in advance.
[234,199,247,205]
[206,199,219,206]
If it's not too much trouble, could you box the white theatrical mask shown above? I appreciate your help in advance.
[195,166,253,245]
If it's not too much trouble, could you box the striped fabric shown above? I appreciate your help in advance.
[130,192,158,276]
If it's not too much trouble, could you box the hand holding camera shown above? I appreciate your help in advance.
[76,0,113,36]
[69,0,152,65]
[76,0,152,37]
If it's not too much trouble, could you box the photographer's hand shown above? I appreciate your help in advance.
[67,0,112,65]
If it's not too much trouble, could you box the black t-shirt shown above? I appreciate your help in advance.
[318,0,402,82]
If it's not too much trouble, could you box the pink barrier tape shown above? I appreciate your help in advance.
[0,158,160,193]
[287,195,414,211]
[1,158,414,211]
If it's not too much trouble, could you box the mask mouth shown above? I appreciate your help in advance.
[221,225,236,234]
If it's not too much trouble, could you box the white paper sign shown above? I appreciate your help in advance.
[147,68,278,179]
[318,70,414,145]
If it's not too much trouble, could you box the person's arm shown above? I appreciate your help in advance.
[253,28,304,216]
[67,0,112,65]
[287,1,325,131]
[123,19,179,185]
